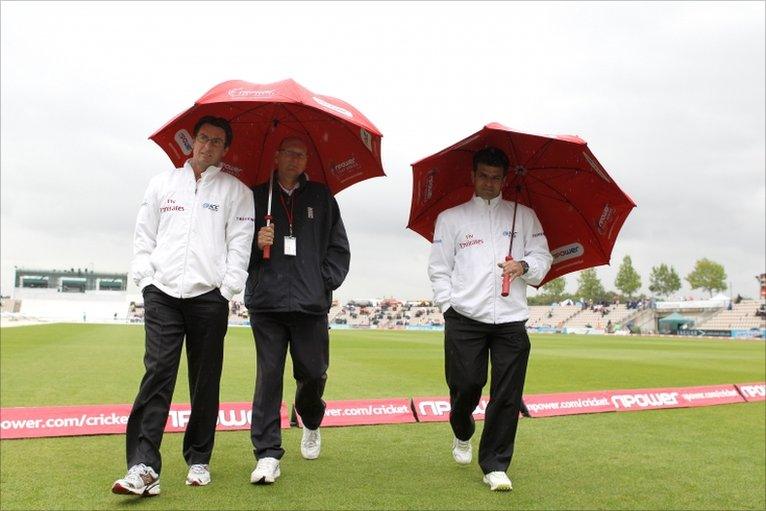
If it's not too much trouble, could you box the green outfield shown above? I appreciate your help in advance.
[0,324,764,510]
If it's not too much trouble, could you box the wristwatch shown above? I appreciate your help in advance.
[519,260,529,275]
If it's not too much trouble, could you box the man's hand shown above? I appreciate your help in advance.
[257,224,274,250]
[498,259,525,279]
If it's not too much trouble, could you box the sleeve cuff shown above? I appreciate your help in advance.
[219,286,235,301]
[138,276,154,291]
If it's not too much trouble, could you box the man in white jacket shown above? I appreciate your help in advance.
[112,116,254,497]
[428,146,552,492]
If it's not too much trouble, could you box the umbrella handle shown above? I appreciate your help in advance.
[501,256,513,297]
[262,215,272,260]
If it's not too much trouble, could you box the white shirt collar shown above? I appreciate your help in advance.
[184,160,222,180]
[472,194,502,208]
[279,180,300,196]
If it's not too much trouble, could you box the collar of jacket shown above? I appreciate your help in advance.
[472,194,502,209]
[183,160,222,181]
[272,171,309,195]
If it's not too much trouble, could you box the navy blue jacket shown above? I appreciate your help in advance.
[244,173,350,315]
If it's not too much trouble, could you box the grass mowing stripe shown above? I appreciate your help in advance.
[1,326,764,406]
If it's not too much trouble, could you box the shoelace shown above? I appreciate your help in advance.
[304,430,319,447]
[189,464,208,474]
[258,458,279,471]
[125,464,150,488]
[454,439,470,450]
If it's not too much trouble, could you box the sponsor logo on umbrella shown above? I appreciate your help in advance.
[421,169,436,205]
[175,129,193,156]
[360,128,373,151]
[551,243,584,265]
[221,162,243,176]
[312,96,353,118]
[597,204,616,235]
[330,157,362,183]
[227,88,275,98]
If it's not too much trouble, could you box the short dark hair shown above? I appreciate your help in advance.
[193,116,233,148]
[473,146,509,175]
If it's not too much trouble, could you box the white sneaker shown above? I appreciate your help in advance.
[483,471,513,491]
[452,437,472,465]
[250,457,280,484]
[300,427,321,460]
[111,463,160,496]
[186,464,211,486]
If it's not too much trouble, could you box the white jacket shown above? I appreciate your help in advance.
[131,161,255,300]
[428,195,553,324]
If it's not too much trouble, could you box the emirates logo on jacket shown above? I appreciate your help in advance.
[458,233,484,250]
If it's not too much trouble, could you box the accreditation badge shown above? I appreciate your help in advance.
[284,236,297,256]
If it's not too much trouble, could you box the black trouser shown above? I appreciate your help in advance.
[443,307,531,475]
[125,285,229,474]
[249,311,329,460]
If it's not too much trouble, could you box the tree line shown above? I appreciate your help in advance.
[529,257,729,306]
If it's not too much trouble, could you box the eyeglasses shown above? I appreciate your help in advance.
[279,149,308,160]
[196,133,226,148]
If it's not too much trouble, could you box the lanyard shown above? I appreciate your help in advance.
[279,192,295,236]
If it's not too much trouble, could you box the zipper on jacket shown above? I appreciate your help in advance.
[487,201,498,324]
[179,175,201,298]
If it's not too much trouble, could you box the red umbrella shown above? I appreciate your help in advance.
[408,122,636,287]
[149,78,385,191]
[150,78,385,259]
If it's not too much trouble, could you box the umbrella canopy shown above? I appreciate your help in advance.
[408,122,636,286]
[149,78,385,191]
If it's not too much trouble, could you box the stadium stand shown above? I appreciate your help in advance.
[695,300,766,330]
[527,305,581,328]
[564,304,642,330]
[329,300,443,329]
[7,264,762,338]
[13,288,132,323]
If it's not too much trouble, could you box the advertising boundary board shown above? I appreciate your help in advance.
[1,383,762,440]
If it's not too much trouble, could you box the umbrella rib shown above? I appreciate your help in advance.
[284,103,380,190]
[525,165,583,173]
[522,171,610,261]
[507,135,522,166]
[522,139,556,168]
[228,102,283,125]
[225,102,365,189]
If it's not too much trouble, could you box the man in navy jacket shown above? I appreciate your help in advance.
[245,136,350,485]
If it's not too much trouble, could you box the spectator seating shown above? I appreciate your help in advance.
[564,304,639,330]
[695,300,766,330]
[527,305,581,328]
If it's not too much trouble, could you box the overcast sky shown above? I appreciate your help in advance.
[1,1,764,302]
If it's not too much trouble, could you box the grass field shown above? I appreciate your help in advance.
[0,324,764,510]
